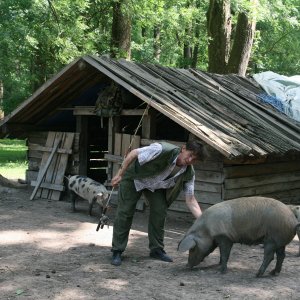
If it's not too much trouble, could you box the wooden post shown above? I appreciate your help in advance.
[76,115,88,175]
[142,108,156,139]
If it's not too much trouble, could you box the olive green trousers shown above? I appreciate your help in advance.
[112,179,168,252]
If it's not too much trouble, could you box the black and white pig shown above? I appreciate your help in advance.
[288,204,300,256]
[68,175,109,216]
[178,196,300,277]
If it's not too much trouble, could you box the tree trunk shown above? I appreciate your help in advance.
[31,46,47,91]
[183,26,193,69]
[191,16,201,68]
[153,25,161,62]
[0,80,3,119]
[111,0,131,59]
[227,1,257,76]
[207,0,231,74]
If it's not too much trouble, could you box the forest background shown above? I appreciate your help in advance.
[0,0,299,115]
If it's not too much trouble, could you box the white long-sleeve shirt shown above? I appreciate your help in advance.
[133,143,195,196]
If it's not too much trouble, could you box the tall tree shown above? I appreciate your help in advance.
[111,0,132,59]
[153,25,161,62]
[207,0,257,76]
[207,0,231,73]
[227,0,257,75]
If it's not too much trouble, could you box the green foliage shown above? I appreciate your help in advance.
[0,139,27,179]
[252,0,300,75]
[0,0,299,115]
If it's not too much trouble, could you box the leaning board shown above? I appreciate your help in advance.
[31,131,74,200]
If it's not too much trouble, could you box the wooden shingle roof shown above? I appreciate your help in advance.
[1,55,300,160]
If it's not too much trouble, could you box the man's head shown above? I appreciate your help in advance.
[176,140,203,166]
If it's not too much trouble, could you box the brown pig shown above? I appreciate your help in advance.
[288,205,300,256]
[178,196,299,277]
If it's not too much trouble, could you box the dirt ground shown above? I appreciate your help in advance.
[1,181,300,300]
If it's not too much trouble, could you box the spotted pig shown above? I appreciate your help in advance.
[68,175,109,216]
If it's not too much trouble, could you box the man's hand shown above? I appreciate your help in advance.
[185,195,202,219]
[111,175,122,187]
[110,149,139,187]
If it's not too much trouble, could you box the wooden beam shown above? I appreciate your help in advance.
[31,181,65,192]
[28,143,72,155]
[72,106,147,116]
[104,153,123,163]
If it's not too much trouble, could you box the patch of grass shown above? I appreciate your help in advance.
[0,139,28,179]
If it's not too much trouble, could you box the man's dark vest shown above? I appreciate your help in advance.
[123,142,195,206]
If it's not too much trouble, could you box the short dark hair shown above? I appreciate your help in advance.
[186,140,203,160]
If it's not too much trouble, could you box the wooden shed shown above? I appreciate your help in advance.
[1,55,300,211]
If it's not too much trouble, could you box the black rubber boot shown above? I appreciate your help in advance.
[111,251,122,266]
[150,248,173,262]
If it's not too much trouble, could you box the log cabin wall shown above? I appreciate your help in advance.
[223,159,300,204]
[169,160,224,213]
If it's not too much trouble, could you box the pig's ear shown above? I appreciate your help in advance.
[178,235,196,252]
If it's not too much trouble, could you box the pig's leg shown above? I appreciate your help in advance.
[88,199,95,216]
[297,230,300,257]
[256,242,276,277]
[215,235,233,274]
[70,192,77,212]
[98,204,103,217]
[270,246,285,276]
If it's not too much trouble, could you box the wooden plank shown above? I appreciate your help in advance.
[35,132,57,198]
[31,181,64,191]
[28,143,72,154]
[194,181,222,193]
[195,170,224,184]
[104,153,123,163]
[27,149,44,159]
[263,189,300,205]
[141,139,184,147]
[225,171,300,189]
[41,132,64,199]
[121,134,131,157]
[223,180,300,200]
[112,133,122,178]
[73,106,147,116]
[142,108,156,139]
[176,190,222,205]
[114,133,122,155]
[30,136,61,200]
[193,161,224,171]
[224,161,300,178]
[77,116,88,175]
[168,200,212,213]
[131,135,140,150]
[50,132,74,200]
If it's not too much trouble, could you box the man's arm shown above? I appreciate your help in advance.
[111,149,139,187]
[185,195,202,219]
